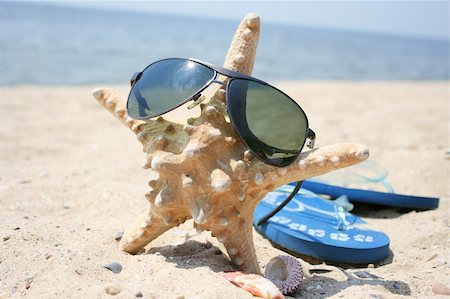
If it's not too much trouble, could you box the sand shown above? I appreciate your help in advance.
[0,82,448,298]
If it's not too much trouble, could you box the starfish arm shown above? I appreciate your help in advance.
[92,88,143,129]
[92,87,184,150]
[223,13,260,77]
[250,143,370,189]
[119,206,182,254]
[224,218,261,274]
[208,207,261,274]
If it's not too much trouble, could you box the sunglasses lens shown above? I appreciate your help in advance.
[127,59,215,119]
[227,79,308,167]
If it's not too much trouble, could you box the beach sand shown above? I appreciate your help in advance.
[0,82,448,298]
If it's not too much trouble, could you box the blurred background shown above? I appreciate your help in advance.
[0,1,448,85]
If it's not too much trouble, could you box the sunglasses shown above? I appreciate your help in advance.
[126,58,316,168]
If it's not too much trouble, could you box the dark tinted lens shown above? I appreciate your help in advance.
[127,59,215,119]
[227,79,308,167]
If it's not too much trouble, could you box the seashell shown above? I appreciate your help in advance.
[432,282,450,295]
[265,255,303,295]
[219,271,285,299]
[93,13,369,274]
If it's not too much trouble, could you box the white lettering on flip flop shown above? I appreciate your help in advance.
[354,234,374,242]
[308,229,325,237]
[365,235,374,242]
[288,222,307,232]
[330,233,350,241]
[271,215,291,225]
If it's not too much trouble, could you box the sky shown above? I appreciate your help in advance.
[48,1,449,40]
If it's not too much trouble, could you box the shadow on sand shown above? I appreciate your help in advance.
[146,240,411,298]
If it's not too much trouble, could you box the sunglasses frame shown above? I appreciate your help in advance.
[127,58,316,167]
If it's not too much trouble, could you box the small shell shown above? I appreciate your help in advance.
[220,271,285,299]
[264,255,303,295]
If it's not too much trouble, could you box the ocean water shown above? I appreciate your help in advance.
[0,2,448,85]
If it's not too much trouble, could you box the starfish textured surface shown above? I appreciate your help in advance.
[92,13,369,274]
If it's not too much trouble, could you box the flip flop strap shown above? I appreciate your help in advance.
[302,180,439,209]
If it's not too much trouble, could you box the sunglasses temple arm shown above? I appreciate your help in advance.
[256,181,304,226]
[255,129,315,226]
[201,61,267,84]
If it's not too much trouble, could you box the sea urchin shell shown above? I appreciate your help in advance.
[265,255,303,295]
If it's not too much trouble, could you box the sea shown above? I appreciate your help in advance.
[0,2,448,85]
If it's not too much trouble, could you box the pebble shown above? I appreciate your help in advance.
[432,282,450,295]
[432,261,446,268]
[135,292,143,297]
[25,277,33,289]
[105,285,121,295]
[114,231,124,241]
[3,235,11,241]
[104,262,122,274]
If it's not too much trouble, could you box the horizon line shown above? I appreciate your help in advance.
[13,1,450,42]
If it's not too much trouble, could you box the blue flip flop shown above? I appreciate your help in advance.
[254,185,390,264]
[303,160,439,209]
[300,180,439,210]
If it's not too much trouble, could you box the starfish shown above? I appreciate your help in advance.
[93,13,369,274]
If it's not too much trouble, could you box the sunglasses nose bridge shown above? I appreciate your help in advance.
[210,79,226,86]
